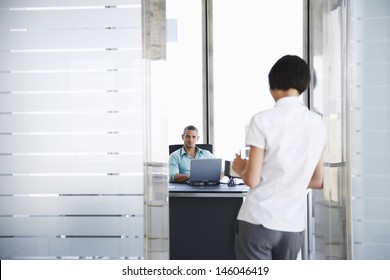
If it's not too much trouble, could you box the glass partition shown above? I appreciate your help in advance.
[349,0,390,260]
[0,0,168,259]
[309,0,390,260]
[308,0,349,260]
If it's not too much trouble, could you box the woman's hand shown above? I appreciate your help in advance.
[232,146,264,188]
[232,153,247,176]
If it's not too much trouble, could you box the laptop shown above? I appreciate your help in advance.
[187,158,222,186]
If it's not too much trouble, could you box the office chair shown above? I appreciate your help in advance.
[169,144,213,155]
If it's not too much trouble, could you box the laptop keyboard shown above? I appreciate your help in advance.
[188,180,220,186]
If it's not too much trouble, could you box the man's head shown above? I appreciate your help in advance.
[182,125,199,149]
[268,55,310,94]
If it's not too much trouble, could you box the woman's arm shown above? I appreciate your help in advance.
[308,156,324,189]
[232,146,264,188]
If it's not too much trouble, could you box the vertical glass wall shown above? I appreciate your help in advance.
[308,0,349,260]
[0,0,168,259]
[213,0,303,162]
[349,0,390,259]
[143,0,169,260]
[309,0,390,260]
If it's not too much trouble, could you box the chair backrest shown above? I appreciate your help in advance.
[169,144,213,155]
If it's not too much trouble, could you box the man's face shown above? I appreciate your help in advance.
[182,130,199,149]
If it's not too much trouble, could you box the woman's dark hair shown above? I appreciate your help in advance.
[268,55,310,94]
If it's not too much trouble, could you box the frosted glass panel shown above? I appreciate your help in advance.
[0,9,141,29]
[352,199,390,221]
[1,238,143,259]
[0,216,143,236]
[352,109,390,130]
[0,0,146,259]
[0,92,143,112]
[351,0,390,17]
[0,72,142,91]
[352,131,390,154]
[0,196,143,215]
[0,30,141,49]
[0,0,140,8]
[352,154,390,175]
[0,134,144,153]
[0,175,143,195]
[353,244,390,260]
[351,64,390,86]
[352,87,390,108]
[0,50,142,71]
[352,176,390,198]
[351,18,390,41]
[0,113,144,132]
[350,0,390,259]
[353,221,390,244]
[0,154,143,173]
[351,41,390,64]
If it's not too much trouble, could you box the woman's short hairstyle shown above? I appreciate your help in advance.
[268,55,311,94]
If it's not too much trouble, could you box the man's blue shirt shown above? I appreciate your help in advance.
[169,146,215,183]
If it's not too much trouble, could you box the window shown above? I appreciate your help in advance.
[166,0,204,145]
[213,0,304,161]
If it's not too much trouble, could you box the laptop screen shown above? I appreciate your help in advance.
[188,158,222,186]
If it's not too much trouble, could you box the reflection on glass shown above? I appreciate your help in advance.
[309,0,348,260]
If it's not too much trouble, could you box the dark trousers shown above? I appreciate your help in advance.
[234,220,304,260]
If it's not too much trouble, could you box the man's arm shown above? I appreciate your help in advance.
[173,173,190,183]
[169,154,180,183]
[169,153,190,183]
[308,156,324,189]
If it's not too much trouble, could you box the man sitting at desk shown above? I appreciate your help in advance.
[169,125,216,183]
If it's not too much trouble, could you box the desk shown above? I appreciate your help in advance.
[169,183,248,260]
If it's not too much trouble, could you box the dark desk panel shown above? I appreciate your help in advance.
[169,183,248,260]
